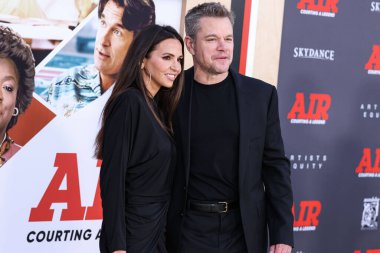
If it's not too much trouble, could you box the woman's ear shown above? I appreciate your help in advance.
[141,58,147,69]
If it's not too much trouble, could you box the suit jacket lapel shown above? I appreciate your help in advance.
[230,70,248,193]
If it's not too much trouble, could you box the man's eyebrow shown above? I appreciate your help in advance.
[204,34,218,38]
[115,23,126,29]
[100,14,126,30]
[204,34,233,38]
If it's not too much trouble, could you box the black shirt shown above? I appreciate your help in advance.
[188,74,239,201]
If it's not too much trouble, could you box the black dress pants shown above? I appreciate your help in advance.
[179,208,247,253]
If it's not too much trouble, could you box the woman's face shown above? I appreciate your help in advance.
[142,38,183,96]
[0,58,19,132]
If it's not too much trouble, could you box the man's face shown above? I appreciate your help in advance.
[187,17,233,76]
[94,1,134,78]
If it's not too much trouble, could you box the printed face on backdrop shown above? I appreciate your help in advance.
[0,58,18,134]
[142,38,183,96]
[94,1,134,81]
[187,17,234,77]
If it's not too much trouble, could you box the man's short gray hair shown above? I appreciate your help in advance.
[185,2,235,39]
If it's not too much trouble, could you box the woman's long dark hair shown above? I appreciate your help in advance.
[95,25,184,159]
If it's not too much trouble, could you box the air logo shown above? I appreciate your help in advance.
[297,0,339,17]
[29,153,102,222]
[293,200,322,231]
[355,148,380,178]
[287,93,331,125]
[365,45,380,75]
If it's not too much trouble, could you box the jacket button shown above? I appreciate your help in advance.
[180,212,184,217]
[183,187,186,191]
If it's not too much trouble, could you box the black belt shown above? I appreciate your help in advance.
[188,200,238,213]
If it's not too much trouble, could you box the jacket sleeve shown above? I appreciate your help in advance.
[262,86,294,247]
[100,95,136,252]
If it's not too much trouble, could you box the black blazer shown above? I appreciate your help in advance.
[167,68,294,253]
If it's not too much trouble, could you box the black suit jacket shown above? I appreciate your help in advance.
[167,68,294,253]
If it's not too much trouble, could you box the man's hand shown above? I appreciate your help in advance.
[269,244,292,253]
[112,251,126,253]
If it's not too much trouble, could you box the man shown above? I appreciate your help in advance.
[46,0,155,117]
[167,2,294,253]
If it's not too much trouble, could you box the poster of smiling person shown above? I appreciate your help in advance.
[0,0,98,150]
[0,26,35,167]
[35,0,156,117]
[34,0,183,118]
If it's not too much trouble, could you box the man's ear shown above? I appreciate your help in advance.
[185,35,195,55]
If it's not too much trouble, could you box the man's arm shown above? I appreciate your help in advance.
[262,86,294,248]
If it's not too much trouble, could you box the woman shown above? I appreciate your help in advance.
[95,25,184,253]
[0,26,35,167]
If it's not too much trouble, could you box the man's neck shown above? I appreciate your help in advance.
[100,73,116,92]
[193,67,229,85]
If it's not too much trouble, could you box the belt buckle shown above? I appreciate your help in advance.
[218,201,228,213]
